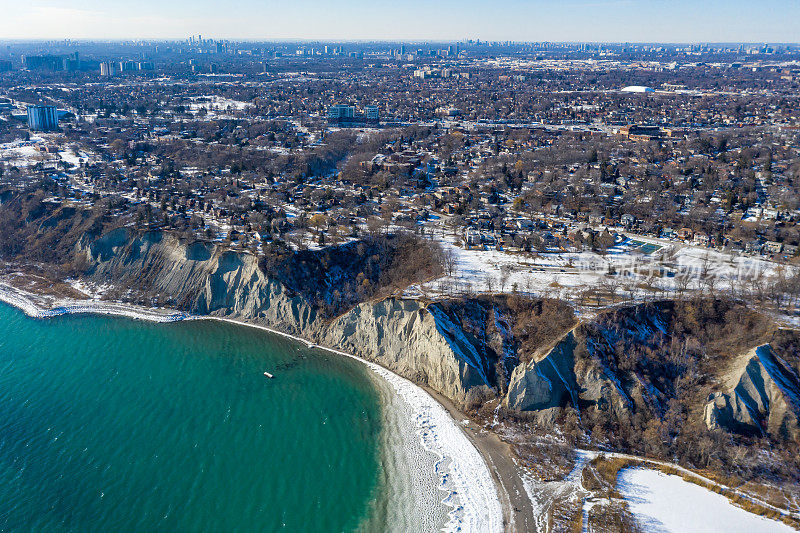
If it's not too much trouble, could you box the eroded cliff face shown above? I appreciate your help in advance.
[501,302,800,444]
[81,228,317,335]
[325,299,492,402]
[78,229,492,404]
[704,344,800,442]
[503,306,669,421]
[504,332,579,414]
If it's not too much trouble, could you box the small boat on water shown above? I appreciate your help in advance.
[263,371,274,379]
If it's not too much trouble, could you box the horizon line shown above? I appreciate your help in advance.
[2,38,798,46]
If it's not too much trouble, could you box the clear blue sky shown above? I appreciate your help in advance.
[1,0,798,42]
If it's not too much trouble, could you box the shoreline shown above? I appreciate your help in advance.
[0,282,506,533]
[207,315,504,532]
[359,366,451,532]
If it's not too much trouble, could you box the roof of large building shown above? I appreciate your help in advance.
[621,85,655,93]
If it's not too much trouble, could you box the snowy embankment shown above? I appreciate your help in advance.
[364,361,504,533]
[0,283,504,533]
[618,468,797,533]
[0,283,187,322]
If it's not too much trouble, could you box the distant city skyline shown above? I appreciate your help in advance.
[0,0,798,43]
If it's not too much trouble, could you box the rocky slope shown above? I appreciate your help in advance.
[705,342,800,441]
[504,331,579,414]
[502,300,800,445]
[504,304,672,421]
[60,228,800,446]
[79,229,492,403]
[324,299,493,400]
[83,228,318,334]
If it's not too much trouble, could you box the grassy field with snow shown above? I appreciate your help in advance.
[618,468,797,533]
[414,229,796,318]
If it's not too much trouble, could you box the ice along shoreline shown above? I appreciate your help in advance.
[0,282,503,533]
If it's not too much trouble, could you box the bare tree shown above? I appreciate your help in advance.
[442,247,458,277]
[698,253,716,295]
[675,269,691,299]
[499,264,513,292]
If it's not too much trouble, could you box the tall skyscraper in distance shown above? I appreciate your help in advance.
[100,61,117,76]
[26,105,58,131]
[119,60,138,72]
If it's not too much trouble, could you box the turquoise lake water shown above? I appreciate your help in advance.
[0,303,388,532]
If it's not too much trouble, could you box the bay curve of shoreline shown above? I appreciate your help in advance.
[0,282,504,533]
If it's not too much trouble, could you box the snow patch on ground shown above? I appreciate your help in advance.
[520,448,597,533]
[420,232,796,310]
[0,140,52,167]
[618,468,796,533]
[366,363,504,533]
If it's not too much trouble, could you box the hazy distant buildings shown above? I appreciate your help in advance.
[23,54,64,71]
[100,61,117,77]
[26,105,58,131]
[327,104,379,125]
[25,54,62,70]
[414,67,454,79]
[0,60,11,72]
[99,60,152,76]
[119,60,138,72]
[23,53,82,71]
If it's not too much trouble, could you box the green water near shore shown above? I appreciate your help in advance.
[0,303,386,532]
